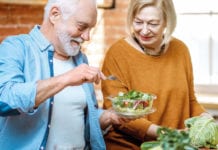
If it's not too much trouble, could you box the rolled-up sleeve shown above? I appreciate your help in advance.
[0,37,38,116]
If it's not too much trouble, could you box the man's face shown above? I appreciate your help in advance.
[52,0,97,57]
[56,23,83,56]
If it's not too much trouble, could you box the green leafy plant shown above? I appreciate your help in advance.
[185,116,218,149]
[141,127,197,150]
[156,127,197,150]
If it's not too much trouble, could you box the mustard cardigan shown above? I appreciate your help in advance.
[101,37,205,150]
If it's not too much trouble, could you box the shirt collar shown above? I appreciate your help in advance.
[29,25,53,52]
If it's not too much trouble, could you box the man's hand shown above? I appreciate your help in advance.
[62,63,106,86]
[35,64,106,107]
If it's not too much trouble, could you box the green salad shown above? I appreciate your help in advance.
[112,90,156,115]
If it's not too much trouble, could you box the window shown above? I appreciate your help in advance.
[97,0,115,9]
[173,0,218,94]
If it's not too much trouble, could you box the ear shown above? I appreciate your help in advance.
[49,6,61,24]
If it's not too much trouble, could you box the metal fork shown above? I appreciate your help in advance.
[106,75,118,81]
[106,75,127,87]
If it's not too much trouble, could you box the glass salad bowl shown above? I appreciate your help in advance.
[108,90,157,119]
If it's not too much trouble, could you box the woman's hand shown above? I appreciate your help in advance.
[200,112,213,119]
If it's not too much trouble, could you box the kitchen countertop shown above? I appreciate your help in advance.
[196,93,218,109]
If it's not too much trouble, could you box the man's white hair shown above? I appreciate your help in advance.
[43,0,79,20]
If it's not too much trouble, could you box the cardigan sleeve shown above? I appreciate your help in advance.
[185,47,206,116]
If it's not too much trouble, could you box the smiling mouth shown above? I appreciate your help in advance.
[141,36,152,41]
[70,39,80,47]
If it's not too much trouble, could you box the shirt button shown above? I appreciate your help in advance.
[40,146,44,150]
[49,59,53,63]
[48,124,51,128]
[51,101,54,105]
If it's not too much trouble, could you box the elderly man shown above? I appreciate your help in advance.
[0,0,122,149]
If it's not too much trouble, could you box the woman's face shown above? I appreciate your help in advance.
[132,6,166,49]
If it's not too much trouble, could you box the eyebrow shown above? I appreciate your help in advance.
[77,21,95,29]
[77,21,88,26]
[134,17,160,22]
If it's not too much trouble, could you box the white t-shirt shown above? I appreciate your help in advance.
[46,57,87,150]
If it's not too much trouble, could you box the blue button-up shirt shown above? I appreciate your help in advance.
[0,25,106,150]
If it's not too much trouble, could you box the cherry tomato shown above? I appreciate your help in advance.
[143,101,149,108]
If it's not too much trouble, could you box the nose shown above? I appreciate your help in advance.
[81,30,90,41]
[141,24,151,35]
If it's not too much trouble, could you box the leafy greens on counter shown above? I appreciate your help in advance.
[185,116,218,149]
[141,116,218,150]
[141,127,197,150]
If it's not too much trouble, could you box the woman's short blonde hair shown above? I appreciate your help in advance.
[126,0,177,44]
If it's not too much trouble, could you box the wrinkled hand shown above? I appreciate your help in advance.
[178,128,189,132]
[62,63,106,86]
[100,109,132,130]
[200,112,214,119]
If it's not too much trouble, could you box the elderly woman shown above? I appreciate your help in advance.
[101,0,210,149]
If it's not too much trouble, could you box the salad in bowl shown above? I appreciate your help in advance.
[109,90,157,118]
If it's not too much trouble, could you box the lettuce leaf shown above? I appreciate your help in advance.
[185,116,218,148]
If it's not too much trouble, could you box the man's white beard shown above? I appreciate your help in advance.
[57,28,83,56]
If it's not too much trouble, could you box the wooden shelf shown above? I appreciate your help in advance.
[0,0,47,5]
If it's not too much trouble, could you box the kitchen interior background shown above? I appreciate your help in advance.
[0,0,217,118]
